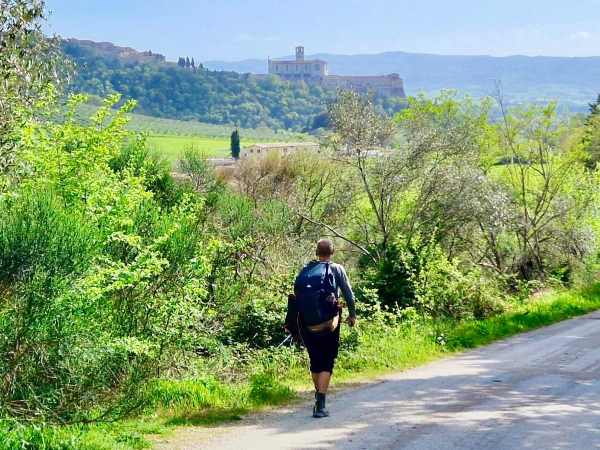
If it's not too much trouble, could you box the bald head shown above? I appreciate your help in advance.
[316,239,334,259]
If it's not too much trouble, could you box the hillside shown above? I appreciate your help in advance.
[76,101,312,141]
[62,39,405,130]
[71,100,313,165]
[206,51,600,111]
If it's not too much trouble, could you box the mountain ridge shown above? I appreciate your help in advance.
[206,51,600,110]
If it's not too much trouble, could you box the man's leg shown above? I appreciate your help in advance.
[316,371,331,393]
[313,371,331,418]
[311,372,319,391]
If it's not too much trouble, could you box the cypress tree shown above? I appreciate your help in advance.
[230,129,241,159]
[589,94,600,117]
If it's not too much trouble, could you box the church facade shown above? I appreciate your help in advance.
[268,46,328,80]
[268,46,405,98]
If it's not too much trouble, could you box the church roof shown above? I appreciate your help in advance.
[270,58,327,64]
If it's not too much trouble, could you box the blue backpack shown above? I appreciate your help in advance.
[294,261,339,326]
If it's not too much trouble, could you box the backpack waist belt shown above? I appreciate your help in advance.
[306,313,339,334]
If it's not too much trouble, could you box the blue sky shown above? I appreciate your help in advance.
[45,0,600,61]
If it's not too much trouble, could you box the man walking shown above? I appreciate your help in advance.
[292,239,356,418]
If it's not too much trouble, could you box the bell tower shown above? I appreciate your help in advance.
[296,46,305,62]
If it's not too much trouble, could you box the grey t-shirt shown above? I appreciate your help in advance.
[330,262,357,318]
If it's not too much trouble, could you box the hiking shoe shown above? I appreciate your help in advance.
[313,406,330,418]
[313,393,329,418]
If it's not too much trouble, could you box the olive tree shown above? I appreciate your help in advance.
[495,100,596,281]
[322,91,398,261]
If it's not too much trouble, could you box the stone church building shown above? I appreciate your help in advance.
[268,46,328,79]
[268,46,406,98]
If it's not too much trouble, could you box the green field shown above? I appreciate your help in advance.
[146,134,240,162]
[74,102,315,164]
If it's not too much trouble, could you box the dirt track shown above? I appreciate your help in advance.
[155,311,600,450]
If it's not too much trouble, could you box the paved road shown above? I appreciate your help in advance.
[156,311,600,450]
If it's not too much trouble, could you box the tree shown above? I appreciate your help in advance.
[588,94,600,118]
[310,111,330,130]
[185,56,191,68]
[584,109,600,169]
[325,91,398,260]
[177,57,185,67]
[180,148,218,193]
[582,94,600,169]
[0,0,65,179]
[231,129,241,159]
[496,98,593,281]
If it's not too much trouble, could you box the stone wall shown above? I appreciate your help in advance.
[322,74,406,98]
[241,142,319,158]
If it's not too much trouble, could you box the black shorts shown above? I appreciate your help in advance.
[299,318,341,374]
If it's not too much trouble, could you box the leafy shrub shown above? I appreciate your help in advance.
[409,243,506,320]
[358,242,417,310]
[0,98,220,422]
[227,290,288,348]
[179,148,219,195]
[359,239,506,320]
[0,190,99,282]
[110,137,184,208]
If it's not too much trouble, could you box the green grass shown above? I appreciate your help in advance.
[146,134,237,163]
[443,284,600,349]
[0,418,164,450]
[4,285,600,450]
[72,102,316,166]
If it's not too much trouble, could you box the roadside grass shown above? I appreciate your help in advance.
[0,418,164,450]
[3,285,600,450]
[443,284,600,350]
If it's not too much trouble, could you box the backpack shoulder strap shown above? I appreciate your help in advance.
[323,261,338,293]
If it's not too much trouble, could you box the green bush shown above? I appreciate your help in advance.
[0,190,99,282]
[359,239,506,320]
[409,243,506,320]
[109,138,185,208]
[227,290,288,348]
[358,242,417,310]
[0,98,220,422]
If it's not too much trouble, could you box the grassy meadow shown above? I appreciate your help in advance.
[75,103,315,165]
[146,134,236,162]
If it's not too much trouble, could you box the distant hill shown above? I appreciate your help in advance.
[206,51,600,111]
[61,39,405,131]
[63,38,167,64]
